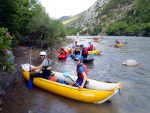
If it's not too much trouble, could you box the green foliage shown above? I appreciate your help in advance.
[25,9,66,48]
[0,0,67,74]
[141,23,150,36]
[99,0,132,16]
[0,28,15,72]
[91,24,102,35]
[0,0,66,48]
[126,25,140,36]
[106,21,128,35]
[106,0,150,36]
[65,27,81,36]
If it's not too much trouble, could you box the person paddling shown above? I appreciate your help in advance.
[115,39,121,44]
[74,55,88,89]
[59,47,68,55]
[88,41,95,51]
[80,44,88,58]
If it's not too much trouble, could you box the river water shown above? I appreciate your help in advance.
[2,36,150,113]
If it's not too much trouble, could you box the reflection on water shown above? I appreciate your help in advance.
[2,36,150,113]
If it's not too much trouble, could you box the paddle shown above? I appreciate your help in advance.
[110,44,114,47]
[89,54,94,57]
[28,46,33,89]
[63,72,80,87]
[66,54,70,58]
[29,46,32,65]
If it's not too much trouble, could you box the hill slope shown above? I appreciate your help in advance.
[61,0,150,36]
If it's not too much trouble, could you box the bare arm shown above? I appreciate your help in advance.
[30,65,43,71]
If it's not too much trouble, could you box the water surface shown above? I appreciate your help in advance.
[2,36,150,113]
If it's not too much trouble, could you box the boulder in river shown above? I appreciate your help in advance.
[122,59,139,66]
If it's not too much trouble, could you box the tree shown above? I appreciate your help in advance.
[0,28,14,72]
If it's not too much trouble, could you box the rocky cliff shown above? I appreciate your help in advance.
[64,0,133,35]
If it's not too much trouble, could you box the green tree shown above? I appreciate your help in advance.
[0,28,14,72]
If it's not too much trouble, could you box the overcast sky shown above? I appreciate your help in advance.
[39,0,97,19]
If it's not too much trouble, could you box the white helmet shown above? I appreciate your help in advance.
[40,51,47,56]
[88,41,92,45]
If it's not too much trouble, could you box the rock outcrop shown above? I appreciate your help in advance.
[122,59,139,66]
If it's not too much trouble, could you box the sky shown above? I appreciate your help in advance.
[39,0,97,19]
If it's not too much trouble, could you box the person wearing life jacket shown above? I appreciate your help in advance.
[74,45,81,55]
[80,44,88,58]
[59,47,68,55]
[73,55,88,89]
[88,41,95,51]
[29,51,52,81]
[72,40,78,49]
[115,39,121,44]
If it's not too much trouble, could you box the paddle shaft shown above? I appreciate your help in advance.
[68,76,80,87]
[110,44,114,47]
[29,46,32,71]
[30,47,32,65]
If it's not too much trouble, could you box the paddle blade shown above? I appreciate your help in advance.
[63,72,70,77]
[28,78,32,89]
[67,54,70,58]
[89,54,94,57]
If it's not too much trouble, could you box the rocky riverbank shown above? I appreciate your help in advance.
[0,45,41,111]
[0,38,74,111]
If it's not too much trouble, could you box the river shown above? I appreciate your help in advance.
[2,36,150,113]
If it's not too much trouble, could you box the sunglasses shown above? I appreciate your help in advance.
[40,55,45,56]
[75,59,80,61]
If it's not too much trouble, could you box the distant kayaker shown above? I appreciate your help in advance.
[74,45,81,55]
[72,40,78,49]
[80,44,88,58]
[88,41,95,51]
[29,51,52,81]
[115,39,121,44]
[59,47,68,55]
[74,55,88,89]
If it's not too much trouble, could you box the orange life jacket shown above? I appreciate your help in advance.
[75,46,80,52]
[49,76,57,82]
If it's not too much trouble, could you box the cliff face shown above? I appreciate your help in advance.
[65,0,133,35]
[72,0,109,28]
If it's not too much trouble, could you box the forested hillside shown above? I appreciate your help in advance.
[0,0,66,72]
[64,0,150,36]
[0,0,66,48]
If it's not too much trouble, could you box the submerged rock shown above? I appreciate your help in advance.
[122,59,139,66]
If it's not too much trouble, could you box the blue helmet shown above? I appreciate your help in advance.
[75,55,83,61]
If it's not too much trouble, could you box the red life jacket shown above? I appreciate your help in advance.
[59,50,68,55]
[76,64,88,79]
[82,47,88,54]
[88,45,94,51]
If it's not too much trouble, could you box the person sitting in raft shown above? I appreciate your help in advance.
[74,45,81,55]
[59,47,68,55]
[74,55,88,89]
[72,40,78,49]
[88,41,95,51]
[115,39,121,44]
[80,44,88,58]
[29,51,52,81]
